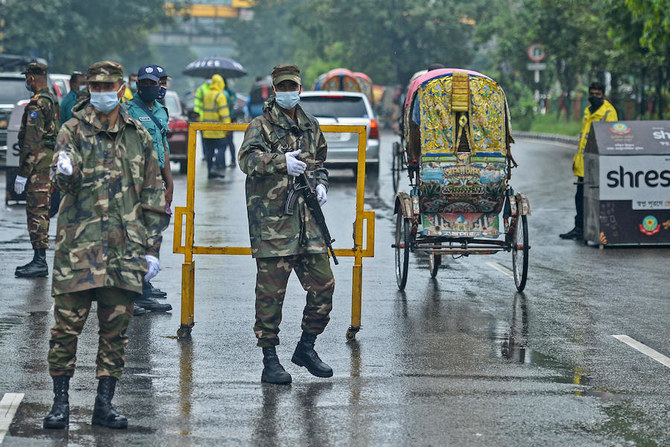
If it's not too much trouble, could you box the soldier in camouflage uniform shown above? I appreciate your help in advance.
[14,62,60,278]
[238,64,335,385]
[43,61,169,430]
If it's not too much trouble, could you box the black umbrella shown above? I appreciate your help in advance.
[182,56,247,79]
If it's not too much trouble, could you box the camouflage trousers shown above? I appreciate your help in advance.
[254,253,335,347]
[48,287,138,380]
[25,169,51,250]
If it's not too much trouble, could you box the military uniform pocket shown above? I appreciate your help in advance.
[260,215,298,241]
[123,222,148,271]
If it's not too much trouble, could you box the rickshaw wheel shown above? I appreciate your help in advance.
[429,245,441,278]
[395,212,410,290]
[512,214,529,291]
[392,142,402,192]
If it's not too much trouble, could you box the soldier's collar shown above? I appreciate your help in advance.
[271,101,312,131]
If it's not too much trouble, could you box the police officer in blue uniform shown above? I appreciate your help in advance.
[123,65,173,313]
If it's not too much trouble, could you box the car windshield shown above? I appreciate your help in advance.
[163,93,181,116]
[300,96,369,118]
[0,78,30,104]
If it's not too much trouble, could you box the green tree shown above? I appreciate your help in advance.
[1,0,186,73]
[619,0,670,118]
[228,0,305,87]
[295,0,485,85]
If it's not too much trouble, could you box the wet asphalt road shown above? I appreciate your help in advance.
[0,130,669,446]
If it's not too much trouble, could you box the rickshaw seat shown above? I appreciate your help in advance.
[419,154,508,214]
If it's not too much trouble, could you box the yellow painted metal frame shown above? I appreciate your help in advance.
[173,122,375,340]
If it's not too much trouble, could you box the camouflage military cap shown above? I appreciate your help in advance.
[22,62,48,76]
[87,61,124,82]
[272,64,301,86]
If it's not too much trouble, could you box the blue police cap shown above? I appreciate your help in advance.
[153,64,168,79]
[137,65,160,82]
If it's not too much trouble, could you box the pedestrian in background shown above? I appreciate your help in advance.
[123,72,138,102]
[157,66,169,106]
[559,81,618,240]
[202,74,230,179]
[247,75,271,119]
[14,62,60,278]
[220,77,237,167]
[43,61,169,430]
[123,64,173,313]
[238,63,335,385]
[59,71,86,124]
[194,78,210,121]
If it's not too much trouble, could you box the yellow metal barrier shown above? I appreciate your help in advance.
[173,122,375,340]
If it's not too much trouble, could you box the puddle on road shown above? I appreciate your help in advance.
[0,315,26,342]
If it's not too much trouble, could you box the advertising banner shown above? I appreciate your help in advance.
[585,121,670,246]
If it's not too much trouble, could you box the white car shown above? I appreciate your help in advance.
[300,91,380,177]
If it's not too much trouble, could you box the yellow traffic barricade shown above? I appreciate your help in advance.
[173,123,375,340]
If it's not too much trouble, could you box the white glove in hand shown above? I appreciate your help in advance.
[144,255,160,281]
[57,152,73,176]
[316,183,327,206]
[14,175,27,195]
[285,150,306,177]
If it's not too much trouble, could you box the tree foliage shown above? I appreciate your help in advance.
[295,0,486,85]
[1,0,183,73]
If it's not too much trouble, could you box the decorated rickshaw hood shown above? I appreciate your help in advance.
[403,68,494,110]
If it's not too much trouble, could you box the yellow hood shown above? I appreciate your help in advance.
[210,74,224,92]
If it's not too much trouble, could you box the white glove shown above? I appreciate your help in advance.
[144,255,160,281]
[57,152,73,176]
[14,175,27,194]
[285,150,306,177]
[316,183,327,206]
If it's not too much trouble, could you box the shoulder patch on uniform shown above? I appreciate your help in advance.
[29,111,38,119]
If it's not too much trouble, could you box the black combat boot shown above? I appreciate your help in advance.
[134,296,172,312]
[15,249,48,278]
[91,377,128,429]
[43,376,70,429]
[559,227,583,240]
[261,347,292,385]
[291,332,333,378]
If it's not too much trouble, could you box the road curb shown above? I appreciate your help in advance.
[513,131,578,146]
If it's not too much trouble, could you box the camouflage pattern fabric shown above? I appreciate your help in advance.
[50,103,169,296]
[48,287,137,379]
[25,169,52,249]
[18,88,60,178]
[254,254,334,347]
[238,97,329,258]
[18,88,60,249]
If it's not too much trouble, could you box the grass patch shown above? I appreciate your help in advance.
[528,113,581,136]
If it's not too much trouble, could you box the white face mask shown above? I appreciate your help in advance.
[275,90,300,110]
[90,85,123,114]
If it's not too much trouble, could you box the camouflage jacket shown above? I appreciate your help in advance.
[50,103,169,296]
[18,88,60,178]
[238,97,329,258]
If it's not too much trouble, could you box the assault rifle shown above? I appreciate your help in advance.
[284,173,338,265]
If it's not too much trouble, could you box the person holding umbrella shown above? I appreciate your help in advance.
[202,74,231,179]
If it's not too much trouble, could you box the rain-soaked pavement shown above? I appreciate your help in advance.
[1,130,669,446]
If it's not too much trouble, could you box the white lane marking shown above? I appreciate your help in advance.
[486,262,513,278]
[612,335,670,369]
[0,393,25,443]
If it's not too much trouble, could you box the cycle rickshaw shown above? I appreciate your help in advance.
[393,69,530,291]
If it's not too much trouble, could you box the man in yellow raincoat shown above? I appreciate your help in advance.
[201,74,230,179]
[560,82,618,240]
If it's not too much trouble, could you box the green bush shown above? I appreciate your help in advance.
[528,113,581,136]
